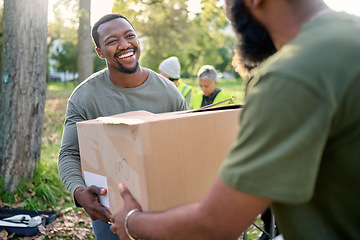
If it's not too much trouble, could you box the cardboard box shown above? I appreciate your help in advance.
[77,105,242,213]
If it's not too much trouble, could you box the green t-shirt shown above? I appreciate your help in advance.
[59,68,188,197]
[219,12,360,239]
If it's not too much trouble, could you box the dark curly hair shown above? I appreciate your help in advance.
[91,14,134,48]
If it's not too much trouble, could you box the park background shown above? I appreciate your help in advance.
[0,0,359,239]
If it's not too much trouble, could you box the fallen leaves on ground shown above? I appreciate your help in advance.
[0,203,94,240]
[42,97,67,147]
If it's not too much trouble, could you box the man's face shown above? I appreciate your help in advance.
[225,0,277,69]
[200,78,218,96]
[96,18,140,74]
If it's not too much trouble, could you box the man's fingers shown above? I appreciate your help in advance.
[87,185,107,195]
[101,206,112,221]
[118,183,130,200]
[109,223,117,234]
[91,209,111,223]
[118,183,142,211]
[100,187,107,195]
[97,187,107,195]
[87,198,112,222]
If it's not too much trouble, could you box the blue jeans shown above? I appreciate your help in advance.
[92,219,120,240]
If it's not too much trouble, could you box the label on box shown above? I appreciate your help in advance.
[83,171,110,208]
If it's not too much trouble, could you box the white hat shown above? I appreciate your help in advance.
[158,56,181,79]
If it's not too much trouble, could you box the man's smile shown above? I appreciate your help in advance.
[115,49,136,60]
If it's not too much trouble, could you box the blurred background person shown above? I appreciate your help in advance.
[191,65,235,109]
[159,56,193,106]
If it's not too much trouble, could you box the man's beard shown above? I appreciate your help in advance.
[114,47,140,74]
[115,59,139,74]
[229,0,277,70]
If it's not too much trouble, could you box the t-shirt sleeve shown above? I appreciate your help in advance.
[179,97,189,111]
[219,74,334,204]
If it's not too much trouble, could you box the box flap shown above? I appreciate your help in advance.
[93,105,243,126]
[188,104,243,113]
[96,110,153,125]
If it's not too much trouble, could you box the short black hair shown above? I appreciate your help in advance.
[91,14,134,48]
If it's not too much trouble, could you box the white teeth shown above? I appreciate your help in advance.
[118,52,134,59]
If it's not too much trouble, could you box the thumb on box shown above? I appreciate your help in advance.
[118,183,142,211]
[119,183,131,199]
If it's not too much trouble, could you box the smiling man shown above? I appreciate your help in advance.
[109,0,360,239]
[58,14,188,240]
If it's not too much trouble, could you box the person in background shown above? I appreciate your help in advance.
[108,0,360,239]
[158,56,193,106]
[58,14,187,240]
[191,65,235,109]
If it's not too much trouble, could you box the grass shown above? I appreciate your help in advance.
[0,78,266,239]
[0,82,74,210]
[0,81,93,239]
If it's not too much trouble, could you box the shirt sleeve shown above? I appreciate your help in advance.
[184,88,192,107]
[58,99,87,198]
[179,97,189,111]
[219,74,334,204]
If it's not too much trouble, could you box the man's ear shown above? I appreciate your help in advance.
[95,47,104,59]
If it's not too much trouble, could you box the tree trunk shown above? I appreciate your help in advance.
[0,0,48,192]
[77,0,93,83]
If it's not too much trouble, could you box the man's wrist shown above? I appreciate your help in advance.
[73,187,84,207]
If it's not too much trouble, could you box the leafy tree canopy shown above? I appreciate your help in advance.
[48,0,106,76]
[47,0,235,78]
[112,0,236,76]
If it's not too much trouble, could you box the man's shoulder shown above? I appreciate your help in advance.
[147,69,170,82]
[255,12,360,82]
[70,69,108,99]
[147,69,180,90]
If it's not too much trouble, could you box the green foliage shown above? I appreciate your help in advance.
[47,0,79,48]
[113,0,194,70]
[0,82,75,210]
[48,24,104,76]
[184,0,236,75]
[0,158,71,210]
[93,52,107,72]
[47,0,78,76]
[46,81,78,98]
[52,41,78,74]
[112,0,236,76]
[48,0,101,77]
[0,82,96,239]
[47,0,237,79]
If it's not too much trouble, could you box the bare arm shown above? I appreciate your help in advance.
[110,176,271,239]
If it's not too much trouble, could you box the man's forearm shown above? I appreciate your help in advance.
[128,203,215,240]
[117,177,271,240]
[58,151,86,197]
